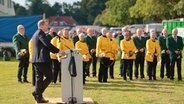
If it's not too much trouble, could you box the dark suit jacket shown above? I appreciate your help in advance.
[166,36,183,60]
[85,35,97,51]
[158,35,169,57]
[133,36,146,57]
[32,29,59,63]
[12,33,29,60]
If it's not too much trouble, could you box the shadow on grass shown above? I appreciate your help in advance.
[84,82,174,94]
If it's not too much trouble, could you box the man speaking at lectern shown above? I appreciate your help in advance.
[31,19,64,103]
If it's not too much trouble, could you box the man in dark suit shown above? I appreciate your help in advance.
[31,19,62,103]
[167,28,183,81]
[12,25,29,83]
[158,28,170,79]
[133,28,146,79]
[85,28,97,77]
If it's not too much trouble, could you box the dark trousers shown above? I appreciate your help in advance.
[160,54,170,78]
[98,57,111,82]
[120,58,124,77]
[147,58,157,80]
[122,59,133,80]
[170,58,182,80]
[51,59,60,83]
[134,55,145,79]
[109,60,115,78]
[32,64,36,86]
[83,61,90,84]
[87,52,97,77]
[18,58,29,81]
[33,63,52,99]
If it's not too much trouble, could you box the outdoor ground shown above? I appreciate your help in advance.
[0,57,184,104]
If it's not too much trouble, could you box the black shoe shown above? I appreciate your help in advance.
[141,76,145,79]
[123,77,127,80]
[23,80,30,83]
[36,98,49,103]
[110,76,114,79]
[170,77,174,80]
[103,80,107,83]
[149,77,152,80]
[32,92,37,100]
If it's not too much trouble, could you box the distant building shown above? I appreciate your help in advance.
[49,16,78,31]
[0,0,15,16]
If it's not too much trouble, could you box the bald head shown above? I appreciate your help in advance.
[150,29,156,39]
[162,28,168,37]
[17,25,25,35]
[172,28,178,37]
[78,33,85,41]
[76,28,83,35]
[87,28,94,36]
[136,28,143,37]
[101,28,107,36]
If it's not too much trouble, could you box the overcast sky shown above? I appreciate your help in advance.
[12,0,81,7]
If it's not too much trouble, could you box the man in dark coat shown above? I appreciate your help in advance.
[158,28,170,79]
[133,28,146,79]
[167,28,183,81]
[31,19,62,103]
[85,28,97,77]
[12,25,29,83]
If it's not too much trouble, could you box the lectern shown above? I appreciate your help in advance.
[61,49,83,104]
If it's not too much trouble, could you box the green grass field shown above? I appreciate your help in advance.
[0,57,184,104]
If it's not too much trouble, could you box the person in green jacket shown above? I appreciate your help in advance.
[12,25,29,83]
[85,28,97,77]
[166,28,183,81]
[133,28,146,79]
[158,28,170,79]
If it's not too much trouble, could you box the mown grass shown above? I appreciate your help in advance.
[0,57,184,104]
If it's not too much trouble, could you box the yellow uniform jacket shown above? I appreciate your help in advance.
[120,39,137,59]
[110,38,119,60]
[145,39,160,62]
[75,41,91,62]
[50,37,59,60]
[96,35,111,58]
[57,36,74,51]
[28,38,33,62]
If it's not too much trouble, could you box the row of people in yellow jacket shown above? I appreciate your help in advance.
[119,29,160,80]
[96,28,119,83]
[50,28,91,84]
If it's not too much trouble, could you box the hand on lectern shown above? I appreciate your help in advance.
[58,51,67,58]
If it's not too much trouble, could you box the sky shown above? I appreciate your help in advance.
[12,0,81,7]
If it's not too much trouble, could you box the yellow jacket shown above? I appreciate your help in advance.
[57,36,74,51]
[28,38,33,62]
[110,38,119,60]
[120,38,137,59]
[145,39,160,62]
[50,37,59,60]
[75,41,91,62]
[96,35,111,58]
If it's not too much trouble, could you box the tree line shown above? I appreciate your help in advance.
[14,0,184,26]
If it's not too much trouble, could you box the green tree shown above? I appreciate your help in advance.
[130,0,180,22]
[14,3,28,16]
[80,0,107,24]
[26,0,51,17]
[96,0,136,26]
